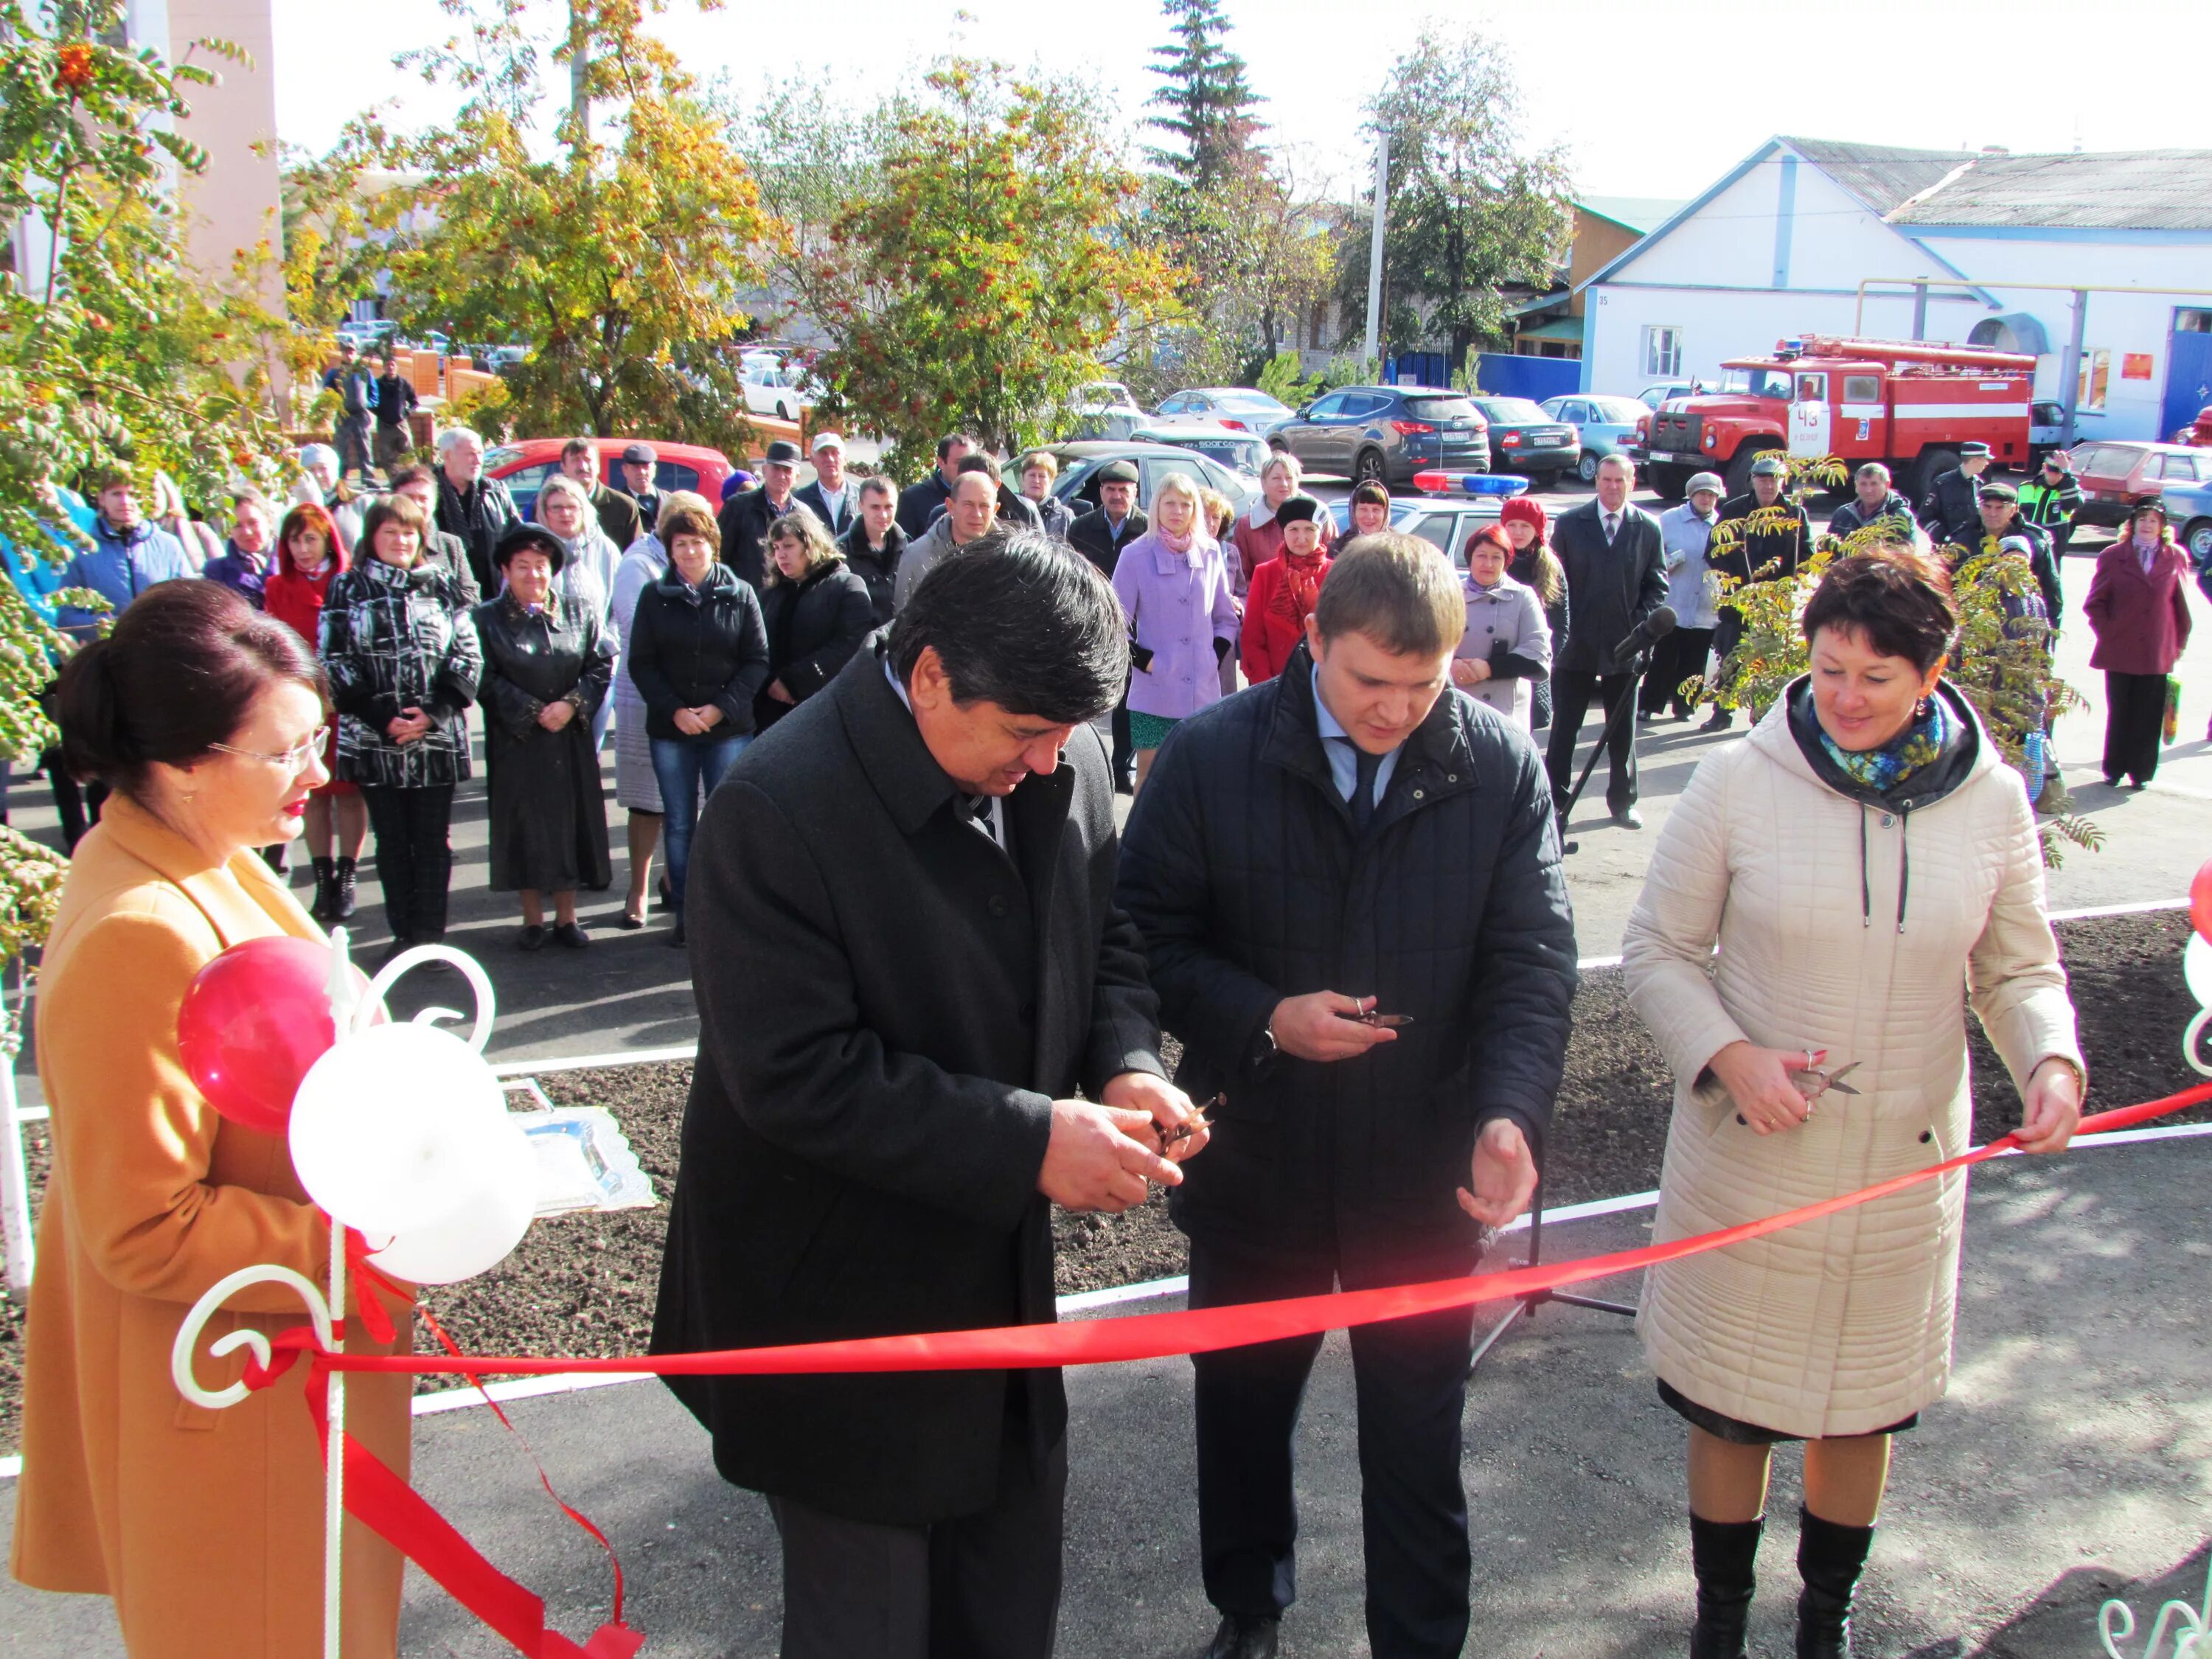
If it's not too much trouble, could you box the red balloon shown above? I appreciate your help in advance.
[2194,858,2212,945]
[177,936,350,1135]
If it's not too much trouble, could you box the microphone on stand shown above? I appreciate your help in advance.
[1606,604,1679,673]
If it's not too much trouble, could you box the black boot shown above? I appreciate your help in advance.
[333,856,359,922]
[310,858,338,923]
[1795,1506,1874,1659]
[1690,1513,1761,1659]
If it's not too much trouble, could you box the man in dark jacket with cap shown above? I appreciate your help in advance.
[1700,454,1812,733]
[717,439,804,593]
[1068,460,1150,789]
[1918,440,1993,547]
[619,441,667,534]
[1117,531,1575,1659]
[1963,480,2064,623]
[653,531,1205,1659]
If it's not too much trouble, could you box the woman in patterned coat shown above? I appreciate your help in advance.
[319,493,481,963]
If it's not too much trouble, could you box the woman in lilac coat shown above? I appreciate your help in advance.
[1111,471,1240,796]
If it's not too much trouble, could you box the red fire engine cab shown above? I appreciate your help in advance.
[1633,336,2035,501]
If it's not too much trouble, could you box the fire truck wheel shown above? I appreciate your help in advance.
[1913,447,1960,501]
[1725,445,1784,498]
[1650,465,1688,502]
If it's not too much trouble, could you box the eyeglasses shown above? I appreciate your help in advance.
[208,728,329,773]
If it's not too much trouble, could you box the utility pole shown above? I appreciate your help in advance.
[1362,131,1389,373]
[568,1,591,145]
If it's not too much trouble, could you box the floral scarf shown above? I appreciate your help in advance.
[1818,693,1949,793]
[1270,552,1326,630]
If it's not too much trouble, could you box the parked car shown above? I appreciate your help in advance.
[487,344,529,374]
[2026,401,2102,470]
[1067,381,1147,439]
[1268,385,1490,486]
[484,438,737,524]
[2162,476,2212,565]
[335,319,397,352]
[1542,394,1649,482]
[1037,440,1256,518]
[1324,495,1509,569]
[741,362,817,422]
[1469,397,1579,489]
[1150,386,1295,434]
[2068,441,2212,529]
[1130,423,1270,479]
[1638,380,1701,409]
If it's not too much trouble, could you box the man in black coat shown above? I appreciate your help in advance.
[1065,462,1148,580]
[1917,439,1993,547]
[653,532,1206,1659]
[1117,532,1576,1659]
[431,425,519,595]
[839,476,908,625]
[716,438,803,593]
[1962,480,2064,623]
[1543,453,1667,827]
[793,430,858,536]
[1824,460,1916,541]
[895,431,975,538]
[1701,456,1815,732]
[1068,461,1150,790]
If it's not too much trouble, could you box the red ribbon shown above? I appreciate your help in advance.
[325,1087,2211,1382]
[237,1083,2208,1659]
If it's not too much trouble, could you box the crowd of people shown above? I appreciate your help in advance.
[0,405,2199,1659]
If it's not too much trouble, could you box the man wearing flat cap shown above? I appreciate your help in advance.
[1068,461,1151,790]
[1703,454,1812,732]
[1918,440,1993,548]
[1966,479,2062,623]
[717,439,806,594]
[619,441,667,535]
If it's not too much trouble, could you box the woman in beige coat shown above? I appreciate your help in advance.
[1621,549,2084,1659]
[12,582,411,1657]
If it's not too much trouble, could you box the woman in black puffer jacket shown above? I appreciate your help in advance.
[757,507,875,733]
[623,501,770,945]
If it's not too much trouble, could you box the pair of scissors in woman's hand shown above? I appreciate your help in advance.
[1789,1056,1862,1102]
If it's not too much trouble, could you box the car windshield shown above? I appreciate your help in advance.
[1403,397,1478,422]
[1719,369,1795,401]
[1589,398,1646,422]
[1478,399,1551,424]
[1162,436,1265,473]
[484,446,525,470]
[1215,390,1287,413]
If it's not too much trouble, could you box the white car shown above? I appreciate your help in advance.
[742,363,818,422]
[1150,386,1295,435]
[1068,381,1146,439]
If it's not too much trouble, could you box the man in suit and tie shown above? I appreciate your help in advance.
[1543,453,1667,829]
[793,431,857,537]
[1067,461,1150,791]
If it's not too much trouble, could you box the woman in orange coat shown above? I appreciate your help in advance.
[11,581,411,1658]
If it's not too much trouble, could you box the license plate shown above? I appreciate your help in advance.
[1649,451,1678,463]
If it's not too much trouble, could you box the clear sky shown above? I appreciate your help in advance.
[271,0,2212,203]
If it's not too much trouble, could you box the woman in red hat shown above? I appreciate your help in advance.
[1498,495,1568,731]
[262,501,366,921]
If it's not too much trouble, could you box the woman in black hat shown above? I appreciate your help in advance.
[476,524,616,948]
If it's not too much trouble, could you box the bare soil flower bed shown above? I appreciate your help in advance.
[0,909,2198,1450]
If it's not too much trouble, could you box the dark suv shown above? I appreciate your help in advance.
[1268,386,1490,486]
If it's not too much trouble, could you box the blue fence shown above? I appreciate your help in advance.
[1380,351,1579,403]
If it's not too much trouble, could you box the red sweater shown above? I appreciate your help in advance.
[263,559,341,650]
[1239,552,1332,683]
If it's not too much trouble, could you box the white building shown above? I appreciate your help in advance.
[1578,137,2212,443]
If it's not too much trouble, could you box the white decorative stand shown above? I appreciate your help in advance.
[2102,1557,2210,1659]
[167,932,497,1659]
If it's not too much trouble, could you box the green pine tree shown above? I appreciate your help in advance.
[1144,0,1265,191]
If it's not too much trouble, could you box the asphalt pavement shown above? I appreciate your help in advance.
[4,1129,2204,1657]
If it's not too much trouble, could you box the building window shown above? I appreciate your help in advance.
[1643,326,1683,378]
[2078,347,2111,412]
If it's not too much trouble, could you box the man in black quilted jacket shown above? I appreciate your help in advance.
[1116,532,1579,1659]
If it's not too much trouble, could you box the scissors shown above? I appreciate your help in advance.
[1790,1058,1862,1101]
[1157,1094,1217,1153]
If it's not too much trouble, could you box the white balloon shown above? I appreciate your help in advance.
[2187,932,2212,1009]
[288,1022,511,1234]
[365,1111,538,1284]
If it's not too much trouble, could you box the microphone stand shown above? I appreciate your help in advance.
[1468,1180,1641,1377]
[1554,636,1658,856]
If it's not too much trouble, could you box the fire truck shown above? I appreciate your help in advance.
[1633,336,2035,501]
